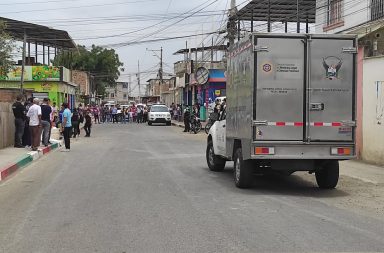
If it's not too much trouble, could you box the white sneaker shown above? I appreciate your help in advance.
[60,149,70,152]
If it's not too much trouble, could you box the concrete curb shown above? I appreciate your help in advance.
[0,140,62,182]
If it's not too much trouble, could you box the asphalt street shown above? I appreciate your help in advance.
[0,123,383,253]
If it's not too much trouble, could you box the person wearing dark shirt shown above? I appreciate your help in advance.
[71,108,80,138]
[40,98,52,146]
[12,95,26,148]
[84,111,92,137]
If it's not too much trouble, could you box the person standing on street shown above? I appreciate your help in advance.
[112,105,118,123]
[183,106,191,133]
[26,98,42,151]
[22,97,33,147]
[61,102,72,152]
[40,98,52,147]
[71,108,80,138]
[84,111,92,137]
[12,95,26,148]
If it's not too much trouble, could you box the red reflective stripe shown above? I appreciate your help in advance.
[276,122,285,126]
[337,148,344,155]
[294,122,304,126]
[314,122,323,126]
[332,122,342,127]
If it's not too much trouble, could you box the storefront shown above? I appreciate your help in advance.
[205,69,226,107]
[0,65,77,108]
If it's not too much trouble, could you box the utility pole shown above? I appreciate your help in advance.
[137,60,141,99]
[128,74,131,99]
[147,47,163,85]
[160,47,163,85]
[227,0,237,46]
[20,30,27,95]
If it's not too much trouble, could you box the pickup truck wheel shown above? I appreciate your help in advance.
[206,141,226,172]
[233,148,253,188]
[315,160,339,189]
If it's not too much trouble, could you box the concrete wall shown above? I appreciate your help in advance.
[0,102,15,149]
[362,56,384,164]
[315,0,370,33]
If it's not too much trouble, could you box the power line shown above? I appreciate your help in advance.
[0,0,159,14]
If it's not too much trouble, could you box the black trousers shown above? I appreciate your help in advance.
[14,118,25,147]
[63,127,71,149]
[72,121,80,137]
[184,119,190,132]
[84,124,91,136]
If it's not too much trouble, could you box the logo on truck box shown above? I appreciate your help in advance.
[322,56,343,80]
[262,63,272,72]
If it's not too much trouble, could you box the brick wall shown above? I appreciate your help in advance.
[0,89,18,102]
[72,70,89,95]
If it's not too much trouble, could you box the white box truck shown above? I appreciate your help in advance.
[206,33,357,189]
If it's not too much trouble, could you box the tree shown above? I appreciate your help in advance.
[0,21,15,79]
[52,45,123,97]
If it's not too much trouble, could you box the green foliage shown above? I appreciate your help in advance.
[52,45,123,96]
[0,21,16,79]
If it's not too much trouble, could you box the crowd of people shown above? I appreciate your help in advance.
[12,96,223,152]
[12,96,94,152]
[100,104,148,124]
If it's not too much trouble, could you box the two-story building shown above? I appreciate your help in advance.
[316,0,384,164]
[104,82,135,105]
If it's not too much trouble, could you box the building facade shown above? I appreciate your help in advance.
[316,0,384,165]
[104,82,131,105]
[0,65,80,109]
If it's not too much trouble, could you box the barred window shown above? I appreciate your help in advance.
[371,0,384,21]
[327,0,344,25]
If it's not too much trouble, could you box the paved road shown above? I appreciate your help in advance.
[0,123,383,252]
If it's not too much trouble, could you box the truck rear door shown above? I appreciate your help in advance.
[308,37,356,142]
[254,35,305,141]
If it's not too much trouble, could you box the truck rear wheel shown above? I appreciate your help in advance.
[315,160,339,189]
[206,141,226,171]
[233,148,253,188]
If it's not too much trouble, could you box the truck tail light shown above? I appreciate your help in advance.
[331,147,352,156]
[254,147,275,155]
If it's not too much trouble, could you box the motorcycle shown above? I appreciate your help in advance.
[190,114,202,134]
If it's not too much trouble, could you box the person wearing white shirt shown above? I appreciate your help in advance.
[26,98,42,151]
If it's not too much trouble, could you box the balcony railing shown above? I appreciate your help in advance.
[371,0,384,21]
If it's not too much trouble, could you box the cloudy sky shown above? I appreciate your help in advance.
[1,0,254,95]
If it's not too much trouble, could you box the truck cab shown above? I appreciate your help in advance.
[206,33,357,189]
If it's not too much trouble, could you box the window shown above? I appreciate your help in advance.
[371,0,384,21]
[327,0,343,26]
[122,83,128,89]
[123,93,127,99]
[111,93,115,98]
[105,93,109,98]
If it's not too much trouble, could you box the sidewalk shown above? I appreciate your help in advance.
[170,120,384,184]
[0,131,62,182]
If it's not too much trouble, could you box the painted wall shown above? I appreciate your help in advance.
[315,0,370,34]
[362,56,384,164]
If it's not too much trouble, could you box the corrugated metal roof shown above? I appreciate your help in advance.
[1,17,76,49]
